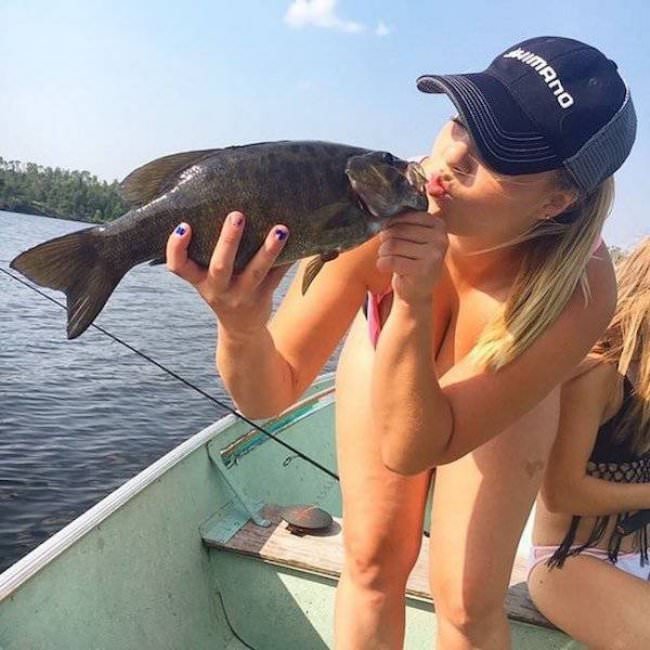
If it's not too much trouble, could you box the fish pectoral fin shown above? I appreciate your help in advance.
[301,251,339,295]
[119,149,221,206]
[302,256,324,295]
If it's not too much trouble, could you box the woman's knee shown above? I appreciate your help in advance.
[432,574,507,636]
[343,527,422,592]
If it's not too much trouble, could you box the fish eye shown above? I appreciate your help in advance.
[380,152,395,164]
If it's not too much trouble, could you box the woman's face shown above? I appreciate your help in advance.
[423,117,570,244]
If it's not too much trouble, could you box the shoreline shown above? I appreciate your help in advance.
[0,202,94,224]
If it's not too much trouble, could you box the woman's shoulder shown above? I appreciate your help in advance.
[566,357,621,417]
[560,240,617,332]
[528,244,616,377]
[584,240,617,311]
[572,356,619,385]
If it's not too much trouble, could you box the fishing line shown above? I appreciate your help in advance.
[0,266,340,481]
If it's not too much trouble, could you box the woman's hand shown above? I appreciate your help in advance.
[166,211,292,336]
[376,211,448,304]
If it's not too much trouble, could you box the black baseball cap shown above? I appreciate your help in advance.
[417,36,637,193]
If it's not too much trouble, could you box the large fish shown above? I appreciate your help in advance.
[10,141,427,339]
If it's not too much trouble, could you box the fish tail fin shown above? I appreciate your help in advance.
[10,226,128,339]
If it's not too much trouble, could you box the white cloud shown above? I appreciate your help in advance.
[375,21,390,37]
[284,0,365,34]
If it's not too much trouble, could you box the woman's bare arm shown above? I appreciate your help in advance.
[541,363,650,516]
[218,238,378,417]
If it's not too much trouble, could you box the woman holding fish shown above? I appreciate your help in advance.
[166,37,636,650]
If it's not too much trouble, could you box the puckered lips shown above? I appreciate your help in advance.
[426,174,450,199]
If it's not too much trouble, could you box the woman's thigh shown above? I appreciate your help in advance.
[428,388,560,610]
[528,555,650,649]
[335,320,431,575]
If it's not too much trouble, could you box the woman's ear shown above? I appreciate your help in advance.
[541,188,579,220]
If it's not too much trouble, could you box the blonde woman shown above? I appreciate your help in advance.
[166,37,636,649]
[528,238,650,649]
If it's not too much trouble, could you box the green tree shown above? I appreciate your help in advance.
[0,157,128,222]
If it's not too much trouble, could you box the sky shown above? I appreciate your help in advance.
[1,0,648,248]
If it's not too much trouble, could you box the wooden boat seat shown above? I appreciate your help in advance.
[202,504,552,630]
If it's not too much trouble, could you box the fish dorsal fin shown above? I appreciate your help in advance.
[119,149,220,206]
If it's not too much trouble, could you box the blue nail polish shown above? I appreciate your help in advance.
[175,225,186,236]
[275,228,288,241]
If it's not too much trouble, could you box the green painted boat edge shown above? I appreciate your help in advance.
[218,386,335,468]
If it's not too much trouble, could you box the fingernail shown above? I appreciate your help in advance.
[230,213,244,227]
[175,225,186,236]
[274,227,288,241]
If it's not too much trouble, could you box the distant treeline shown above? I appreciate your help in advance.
[0,157,128,223]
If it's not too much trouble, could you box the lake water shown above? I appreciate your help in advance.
[0,210,341,572]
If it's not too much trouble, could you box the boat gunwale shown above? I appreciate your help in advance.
[0,372,336,602]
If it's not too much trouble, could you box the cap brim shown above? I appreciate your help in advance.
[416,72,562,175]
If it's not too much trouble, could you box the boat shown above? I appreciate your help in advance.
[0,373,581,649]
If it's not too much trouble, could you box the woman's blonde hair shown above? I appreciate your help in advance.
[471,172,615,370]
[594,237,650,453]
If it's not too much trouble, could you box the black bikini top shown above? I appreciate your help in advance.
[548,375,650,570]
[590,375,638,464]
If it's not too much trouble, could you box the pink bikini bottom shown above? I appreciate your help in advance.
[528,544,650,582]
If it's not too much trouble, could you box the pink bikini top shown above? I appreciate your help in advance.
[366,235,605,347]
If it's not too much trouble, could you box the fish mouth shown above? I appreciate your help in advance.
[347,158,429,218]
[406,161,428,194]
[347,173,382,218]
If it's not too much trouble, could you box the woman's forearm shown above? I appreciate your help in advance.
[545,475,650,516]
[371,299,453,474]
[217,324,298,419]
